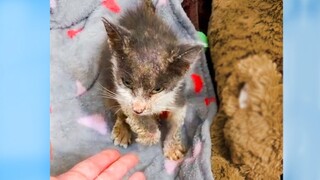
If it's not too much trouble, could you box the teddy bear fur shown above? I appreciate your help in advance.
[207,0,283,179]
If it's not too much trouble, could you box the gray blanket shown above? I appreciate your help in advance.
[50,0,217,179]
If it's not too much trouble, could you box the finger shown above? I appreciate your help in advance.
[58,149,121,180]
[97,153,139,180]
[128,172,146,180]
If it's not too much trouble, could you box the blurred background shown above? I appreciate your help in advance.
[284,0,320,179]
[0,0,49,179]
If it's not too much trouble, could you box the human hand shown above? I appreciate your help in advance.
[50,149,145,180]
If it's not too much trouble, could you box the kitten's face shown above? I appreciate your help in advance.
[102,18,202,116]
[112,50,186,116]
[114,75,181,116]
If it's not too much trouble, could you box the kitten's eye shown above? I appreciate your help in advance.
[122,78,132,88]
[151,87,164,94]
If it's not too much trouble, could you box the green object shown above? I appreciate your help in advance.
[197,31,208,48]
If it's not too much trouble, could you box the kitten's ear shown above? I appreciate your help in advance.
[102,17,130,49]
[176,44,203,64]
[144,0,156,13]
[167,44,203,75]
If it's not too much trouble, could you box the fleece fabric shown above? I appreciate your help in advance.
[50,0,217,179]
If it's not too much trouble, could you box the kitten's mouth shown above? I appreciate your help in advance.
[133,110,144,115]
[134,112,147,116]
[132,111,151,116]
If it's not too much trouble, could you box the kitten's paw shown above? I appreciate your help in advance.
[136,129,161,146]
[111,124,132,148]
[164,143,186,160]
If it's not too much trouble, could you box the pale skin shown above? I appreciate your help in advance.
[50,149,145,180]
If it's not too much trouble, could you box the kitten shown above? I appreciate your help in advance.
[99,0,202,160]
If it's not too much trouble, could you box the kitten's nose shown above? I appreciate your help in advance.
[133,109,144,114]
[132,102,146,114]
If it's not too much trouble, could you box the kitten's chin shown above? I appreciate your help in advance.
[131,110,163,116]
[133,111,152,116]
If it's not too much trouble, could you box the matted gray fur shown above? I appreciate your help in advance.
[50,0,217,179]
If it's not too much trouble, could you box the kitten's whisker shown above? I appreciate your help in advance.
[99,95,118,100]
[107,105,121,110]
[99,92,117,98]
[114,108,122,115]
[100,89,117,96]
[156,105,177,110]
[97,83,108,91]
[97,83,117,95]
[154,95,175,103]
[99,90,118,98]
[100,97,120,102]
[101,90,116,94]
[99,91,115,95]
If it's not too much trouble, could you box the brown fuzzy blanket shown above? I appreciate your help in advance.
[207,0,283,179]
